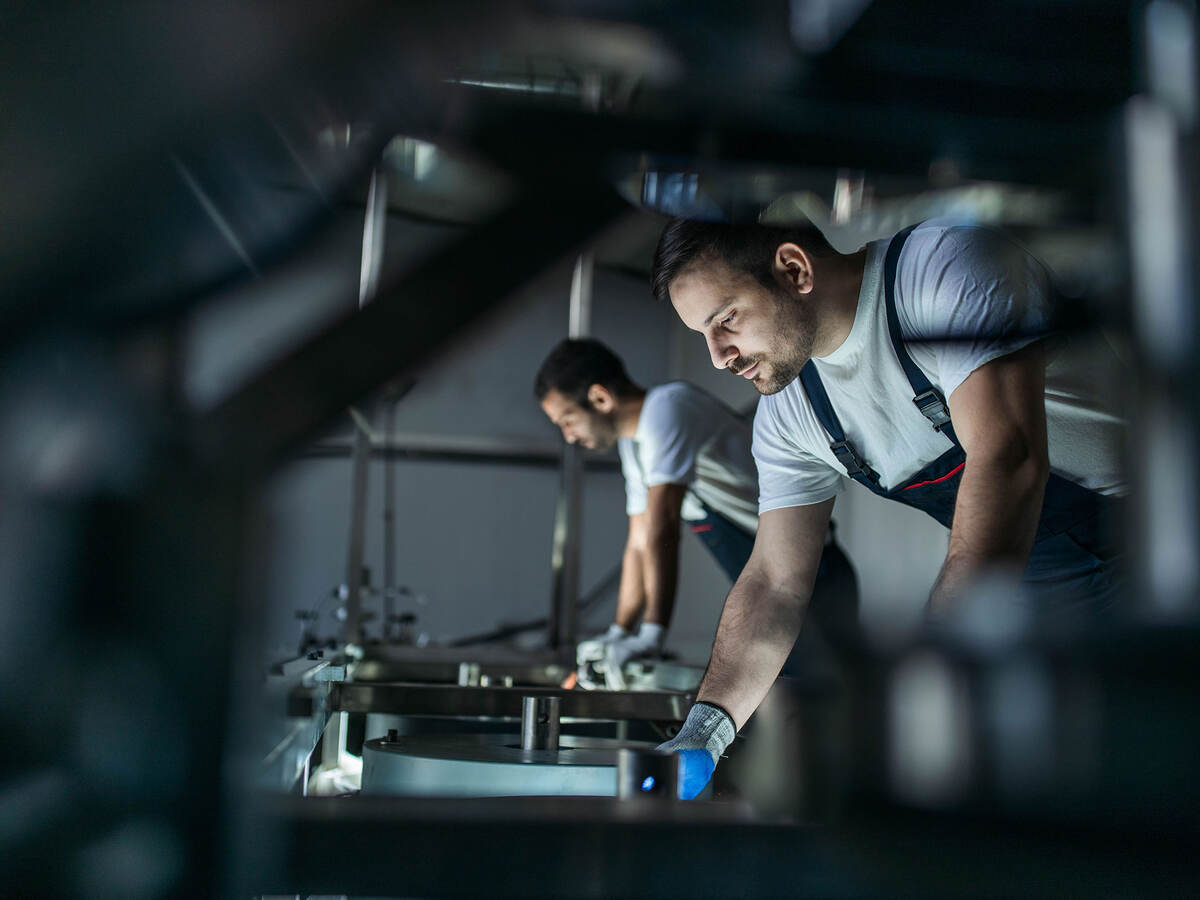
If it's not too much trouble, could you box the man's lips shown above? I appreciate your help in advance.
[737,361,759,380]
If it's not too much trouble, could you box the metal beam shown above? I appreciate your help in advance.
[330,682,692,722]
[194,177,629,479]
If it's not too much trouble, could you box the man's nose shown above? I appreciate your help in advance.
[707,333,737,370]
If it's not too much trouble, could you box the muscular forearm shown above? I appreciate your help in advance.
[929,452,1048,611]
[614,543,647,630]
[696,568,809,728]
[640,525,680,627]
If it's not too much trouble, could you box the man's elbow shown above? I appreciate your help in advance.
[973,431,1049,493]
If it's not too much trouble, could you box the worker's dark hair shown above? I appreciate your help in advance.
[534,338,638,407]
[651,217,838,303]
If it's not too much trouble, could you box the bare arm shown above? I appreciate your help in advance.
[614,514,648,631]
[638,483,686,626]
[929,343,1050,610]
[696,498,834,728]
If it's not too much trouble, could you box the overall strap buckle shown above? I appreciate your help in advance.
[830,440,880,483]
[913,390,952,431]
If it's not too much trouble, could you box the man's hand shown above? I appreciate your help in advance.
[655,701,736,799]
[576,624,627,689]
[576,623,627,667]
[602,622,664,690]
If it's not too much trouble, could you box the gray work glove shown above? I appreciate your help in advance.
[576,624,627,667]
[576,624,628,689]
[655,701,736,799]
[602,622,664,690]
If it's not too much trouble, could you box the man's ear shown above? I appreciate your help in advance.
[587,384,617,413]
[775,242,815,295]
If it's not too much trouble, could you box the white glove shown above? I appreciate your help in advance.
[603,622,664,690]
[576,623,628,668]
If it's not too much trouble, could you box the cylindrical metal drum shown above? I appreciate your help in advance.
[362,733,659,798]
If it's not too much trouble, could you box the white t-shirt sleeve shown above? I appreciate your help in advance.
[899,225,1054,400]
[639,390,702,487]
[619,440,649,517]
[753,397,844,512]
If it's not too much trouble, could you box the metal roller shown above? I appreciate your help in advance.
[361,733,661,798]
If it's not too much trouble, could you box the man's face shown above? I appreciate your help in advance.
[669,256,815,395]
[540,389,619,451]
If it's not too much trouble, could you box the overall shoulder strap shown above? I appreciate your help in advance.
[799,362,880,486]
[882,224,961,447]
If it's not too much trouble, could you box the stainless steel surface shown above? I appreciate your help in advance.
[332,682,692,722]
[616,748,678,800]
[521,695,561,750]
[361,733,657,798]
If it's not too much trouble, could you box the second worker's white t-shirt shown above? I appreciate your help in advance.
[619,382,759,534]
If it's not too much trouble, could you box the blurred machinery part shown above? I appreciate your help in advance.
[2,2,1198,899]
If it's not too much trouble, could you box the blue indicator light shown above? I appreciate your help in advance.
[641,776,656,792]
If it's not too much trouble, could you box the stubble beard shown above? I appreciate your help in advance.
[585,410,620,452]
[748,298,816,395]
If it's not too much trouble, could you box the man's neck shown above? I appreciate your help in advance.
[811,248,869,358]
[616,389,646,439]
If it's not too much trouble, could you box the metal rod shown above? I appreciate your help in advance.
[195,179,629,480]
[344,168,389,645]
[520,695,561,750]
[171,154,261,278]
[382,398,398,640]
[548,253,594,650]
[1128,1,1200,618]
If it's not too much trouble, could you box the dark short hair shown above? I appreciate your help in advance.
[651,217,837,303]
[533,338,638,407]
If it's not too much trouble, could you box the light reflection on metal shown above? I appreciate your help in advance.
[450,77,581,96]
[1126,98,1192,368]
[831,169,865,225]
[789,0,874,53]
[171,155,260,278]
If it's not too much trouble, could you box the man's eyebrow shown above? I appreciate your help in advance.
[703,297,736,328]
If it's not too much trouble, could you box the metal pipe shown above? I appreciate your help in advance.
[520,695,561,750]
[344,168,389,645]
[548,253,593,650]
[1128,1,1200,618]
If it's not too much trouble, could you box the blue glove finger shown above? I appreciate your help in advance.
[674,748,715,800]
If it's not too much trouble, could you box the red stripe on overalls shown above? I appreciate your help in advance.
[903,461,966,491]
[691,524,714,533]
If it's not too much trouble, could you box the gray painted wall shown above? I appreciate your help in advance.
[187,211,946,664]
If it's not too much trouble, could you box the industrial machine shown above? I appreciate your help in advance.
[3,3,1199,898]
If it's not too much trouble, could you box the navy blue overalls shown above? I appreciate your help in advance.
[798,225,1124,617]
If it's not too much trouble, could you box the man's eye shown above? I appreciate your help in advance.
[720,312,735,326]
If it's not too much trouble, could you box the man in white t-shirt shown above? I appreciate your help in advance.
[648,216,1128,798]
[534,338,857,689]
